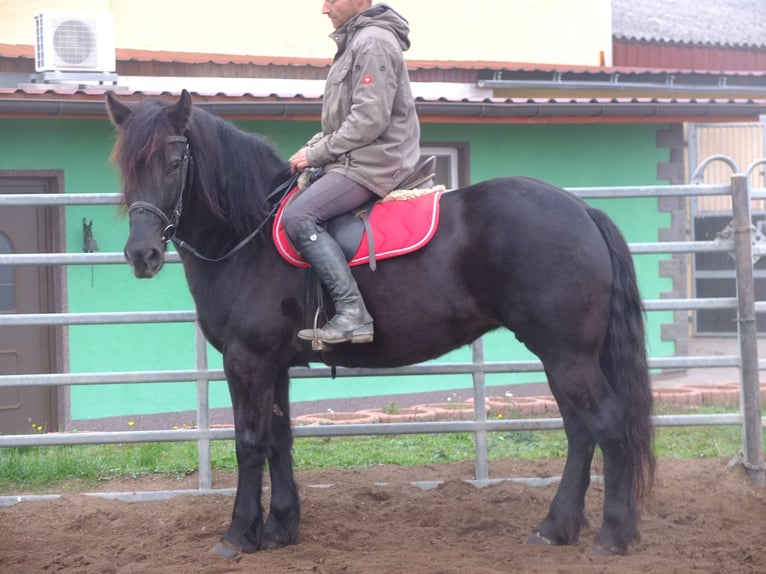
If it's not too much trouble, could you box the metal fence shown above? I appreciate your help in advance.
[1,158,764,498]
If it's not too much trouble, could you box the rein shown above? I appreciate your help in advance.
[127,135,299,263]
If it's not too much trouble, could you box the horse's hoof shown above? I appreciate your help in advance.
[210,541,245,561]
[261,536,291,551]
[589,542,626,556]
[263,512,299,550]
[527,531,553,546]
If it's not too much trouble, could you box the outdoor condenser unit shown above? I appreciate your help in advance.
[34,10,116,73]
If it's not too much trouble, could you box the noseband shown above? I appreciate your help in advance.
[127,135,192,243]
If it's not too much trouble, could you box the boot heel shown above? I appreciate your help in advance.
[350,333,374,344]
[349,324,374,344]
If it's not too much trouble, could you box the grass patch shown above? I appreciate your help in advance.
[1,404,762,493]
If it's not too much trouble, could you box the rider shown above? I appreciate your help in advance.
[283,0,421,345]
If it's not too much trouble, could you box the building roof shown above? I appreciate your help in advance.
[1,43,765,123]
[612,0,766,48]
[2,83,764,124]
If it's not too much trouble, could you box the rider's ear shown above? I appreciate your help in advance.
[105,91,132,126]
[168,89,193,135]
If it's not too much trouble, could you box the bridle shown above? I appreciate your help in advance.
[126,134,298,263]
[128,135,191,244]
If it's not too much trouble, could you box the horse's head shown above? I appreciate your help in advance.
[106,90,194,278]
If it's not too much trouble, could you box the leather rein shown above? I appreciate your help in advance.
[127,134,298,263]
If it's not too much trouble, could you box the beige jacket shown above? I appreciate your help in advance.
[305,4,421,197]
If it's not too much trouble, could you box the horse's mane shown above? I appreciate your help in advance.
[112,98,290,237]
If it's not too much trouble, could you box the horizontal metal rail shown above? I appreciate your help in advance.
[0,311,196,326]
[0,193,121,206]
[0,414,756,449]
[0,297,761,329]
[2,241,762,266]
[0,354,755,388]
[7,186,757,206]
[0,184,745,207]
[0,252,181,265]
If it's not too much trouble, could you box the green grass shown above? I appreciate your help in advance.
[1,405,763,493]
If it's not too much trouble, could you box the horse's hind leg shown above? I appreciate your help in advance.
[529,381,595,546]
[263,367,300,549]
[540,359,640,554]
[589,398,641,555]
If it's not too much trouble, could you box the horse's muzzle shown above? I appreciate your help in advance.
[124,243,165,278]
[124,210,169,278]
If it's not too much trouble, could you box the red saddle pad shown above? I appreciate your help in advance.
[273,188,444,268]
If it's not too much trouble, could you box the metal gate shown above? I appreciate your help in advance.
[689,121,766,334]
[1,162,764,501]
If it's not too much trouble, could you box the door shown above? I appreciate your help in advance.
[0,178,58,434]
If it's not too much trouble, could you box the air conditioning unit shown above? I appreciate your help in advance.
[34,10,116,73]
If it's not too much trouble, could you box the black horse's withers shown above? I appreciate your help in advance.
[107,90,654,558]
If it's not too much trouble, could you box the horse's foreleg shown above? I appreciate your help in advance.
[263,367,300,549]
[529,384,595,547]
[213,350,277,557]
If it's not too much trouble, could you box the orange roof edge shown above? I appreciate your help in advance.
[0,42,618,71]
[0,43,34,58]
[2,43,764,77]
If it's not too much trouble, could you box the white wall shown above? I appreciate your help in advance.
[0,0,612,66]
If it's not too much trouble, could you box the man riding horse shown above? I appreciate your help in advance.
[283,0,421,346]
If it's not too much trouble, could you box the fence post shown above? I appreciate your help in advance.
[471,338,489,482]
[729,173,765,487]
[195,322,213,490]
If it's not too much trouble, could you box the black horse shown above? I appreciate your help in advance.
[106,90,654,557]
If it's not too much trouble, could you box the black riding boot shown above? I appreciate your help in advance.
[292,221,374,344]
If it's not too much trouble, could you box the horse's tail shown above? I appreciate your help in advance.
[587,206,656,500]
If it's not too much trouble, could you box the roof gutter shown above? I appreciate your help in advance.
[477,79,766,96]
[420,101,766,119]
[1,98,765,121]
[0,99,322,118]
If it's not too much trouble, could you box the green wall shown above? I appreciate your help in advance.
[0,118,673,421]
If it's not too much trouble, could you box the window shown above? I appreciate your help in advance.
[420,143,469,190]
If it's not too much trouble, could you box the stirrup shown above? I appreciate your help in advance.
[308,306,329,351]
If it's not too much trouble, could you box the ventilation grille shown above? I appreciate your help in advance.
[35,11,115,73]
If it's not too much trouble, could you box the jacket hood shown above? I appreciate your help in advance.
[342,3,411,51]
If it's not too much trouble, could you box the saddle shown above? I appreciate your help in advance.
[273,156,444,271]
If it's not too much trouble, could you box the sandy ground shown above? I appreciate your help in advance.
[1,457,764,574]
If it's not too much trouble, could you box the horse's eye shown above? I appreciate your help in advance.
[168,160,182,172]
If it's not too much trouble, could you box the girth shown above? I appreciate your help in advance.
[326,198,378,270]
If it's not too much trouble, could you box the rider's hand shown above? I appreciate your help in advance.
[289,149,310,173]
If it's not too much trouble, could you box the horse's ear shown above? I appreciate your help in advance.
[105,91,132,126]
[168,89,193,134]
